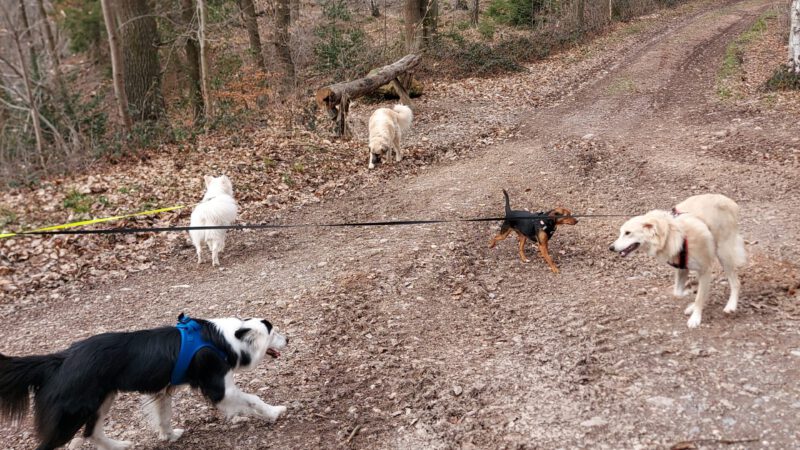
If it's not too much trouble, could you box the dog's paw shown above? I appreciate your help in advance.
[68,438,85,450]
[673,288,689,298]
[686,312,702,328]
[159,429,184,442]
[268,405,287,422]
[684,303,696,315]
[105,439,134,450]
[723,301,737,314]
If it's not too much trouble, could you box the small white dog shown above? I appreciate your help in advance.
[190,175,238,266]
[367,104,413,169]
[609,194,746,328]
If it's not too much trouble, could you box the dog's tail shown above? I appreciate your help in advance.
[0,353,63,424]
[392,104,413,132]
[734,234,747,267]
[502,189,511,215]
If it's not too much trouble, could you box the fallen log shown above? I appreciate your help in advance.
[315,54,421,137]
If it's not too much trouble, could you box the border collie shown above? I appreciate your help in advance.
[0,315,287,450]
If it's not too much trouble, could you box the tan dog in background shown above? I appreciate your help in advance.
[367,104,413,169]
[610,194,746,328]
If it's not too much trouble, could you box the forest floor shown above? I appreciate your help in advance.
[2,0,799,448]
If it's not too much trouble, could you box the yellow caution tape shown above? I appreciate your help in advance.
[0,205,187,239]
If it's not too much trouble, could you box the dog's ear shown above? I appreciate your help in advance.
[261,319,273,334]
[203,175,213,187]
[642,221,657,237]
[235,328,252,340]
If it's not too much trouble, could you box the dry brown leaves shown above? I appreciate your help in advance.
[0,6,704,304]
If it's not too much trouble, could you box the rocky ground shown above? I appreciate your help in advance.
[1,0,799,448]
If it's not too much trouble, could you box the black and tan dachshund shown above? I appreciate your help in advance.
[489,190,578,273]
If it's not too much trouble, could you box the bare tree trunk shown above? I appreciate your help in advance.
[197,0,213,127]
[12,24,47,173]
[369,0,380,17]
[609,0,613,21]
[423,0,438,45]
[180,0,204,122]
[791,0,800,73]
[404,0,423,52]
[471,0,479,25]
[238,0,267,70]
[118,0,165,122]
[290,0,300,24]
[405,0,436,51]
[454,0,467,10]
[36,0,74,118]
[34,0,59,67]
[101,0,132,131]
[577,0,585,30]
[274,0,295,85]
[17,0,41,81]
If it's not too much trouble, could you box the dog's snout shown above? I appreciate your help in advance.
[608,244,615,252]
[284,336,289,345]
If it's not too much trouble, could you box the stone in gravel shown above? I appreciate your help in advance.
[453,385,463,396]
[582,133,596,140]
[580,417,607,427]
[646,396,674,407]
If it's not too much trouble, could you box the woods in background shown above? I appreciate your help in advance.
[0,0,794,188]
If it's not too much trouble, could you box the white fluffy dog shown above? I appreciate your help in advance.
[610,194,746,328]
[190,175,238,266]
[367,104,413,169]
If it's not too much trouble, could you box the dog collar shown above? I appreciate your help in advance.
[171,314,227,385]
[668,238,689,270]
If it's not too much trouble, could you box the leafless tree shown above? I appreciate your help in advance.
[117,0,165,122]
[790,0,800,73]
[197,0,213,126]
[180,0,204,122]
[405,0,437,52]
[0,2,47,173]
[274,0,295,85]
[100,0,132,131]
[238,0,267,70]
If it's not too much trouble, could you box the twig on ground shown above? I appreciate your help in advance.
[671,437,759,449]
[344,424,362,444]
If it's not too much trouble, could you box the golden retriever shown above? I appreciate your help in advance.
[367,104,413,169]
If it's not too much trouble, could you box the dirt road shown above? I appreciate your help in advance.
[2,0,798,448]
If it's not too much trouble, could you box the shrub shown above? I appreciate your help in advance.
[478,18,497,40]
[56,0,104,54]
[764,68,800,91]
[486,0,545,27]
[314,0,372,82]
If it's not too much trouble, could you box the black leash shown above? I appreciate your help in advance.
[2,214,633,237]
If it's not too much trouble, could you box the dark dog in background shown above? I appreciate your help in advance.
[489,190,578,273]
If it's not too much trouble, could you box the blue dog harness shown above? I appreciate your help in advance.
[170,315,228,385]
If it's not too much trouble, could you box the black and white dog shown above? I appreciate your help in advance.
[0,314,288,450]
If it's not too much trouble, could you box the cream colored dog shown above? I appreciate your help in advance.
[367,104,413,169]
[609,194,746,328]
